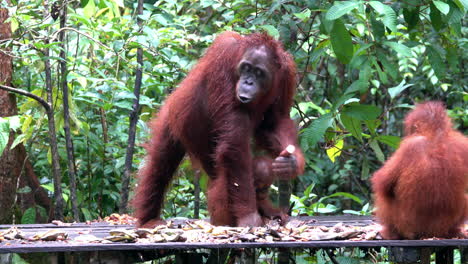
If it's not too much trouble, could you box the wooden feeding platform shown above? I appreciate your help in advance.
[0,216,467,264]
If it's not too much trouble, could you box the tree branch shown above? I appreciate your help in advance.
[0,84,50,112]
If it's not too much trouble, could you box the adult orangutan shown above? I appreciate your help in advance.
[371,101,468,239]
[133,32,305,227]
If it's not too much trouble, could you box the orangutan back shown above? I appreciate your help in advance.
[371,101,468,239]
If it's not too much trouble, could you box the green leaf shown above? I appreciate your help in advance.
[114,101,133,110]
[41,183,54,193]
[446,45,459,72]
[335,256,361,264]
[368,1,389,14]
[369,1,398,32]
[450,21,462,35]
[350,44,373,65]
[342,104,382,120]
[388,80,414,100]
[114,0,124,7]
[376,52,398,80]
[364,119,381,136]
[370,16,385,40]
[8,116,20,131]
[383,41,412,57]
[326,1,360,20]
[115,91,137,100]
[294,9,311,22]
[361,157,369,180]
[454,0,468,11]
[81,207,93,221]
[200,0,216,8]
[323,192,363,205]
[47,147,52,165]
[369,139,385,162]
[37,206,48,220]
[33,42,61,50]
[294,102,326,116]
[433,1,450,14]
[95,7,111,19]
[345,79,368,95]
[303,183,315,199]
[112,40,125,52]
[343,209,363,215]
[341,114,363,142]
[300,113,333,150]
[10,17,19,33]
[21,207,36,224]
[0,131,8,154]
[83,0,96,18]
[403,7,420,31]
[260,25,279,39]
[349,55,366,70]
[371,57,388,84]
[312,203,338,213]
[447,1,464,24]
[69,13,93,28]
[17,186,32,194]
[331,93,354,113]
[430,2,443,31]
[330,19,354,64]
[154,14,169,26]
[362,203,370,213]
[326,139,344,162]
[359,61,372,82]
[427,45,446,79]
[109,0,121,17]
[11,134,26,150]
[320,15,334,33]
[0,118,9,155]
[376,135,401,149]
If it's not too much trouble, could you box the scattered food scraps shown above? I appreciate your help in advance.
[1,215,466,245]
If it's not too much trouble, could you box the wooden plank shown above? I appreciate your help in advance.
[0,215,376,230]
[1,240,467,254]
[0,216,377,244]
[0,224,128,230]
[1,216,467,255]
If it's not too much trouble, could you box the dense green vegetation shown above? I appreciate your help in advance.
[0,0,466,225]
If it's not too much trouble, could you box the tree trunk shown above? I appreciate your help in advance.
[59,0,79,222]
[119,0,144,213]
[44,46,65,221]
[0,8,50,224]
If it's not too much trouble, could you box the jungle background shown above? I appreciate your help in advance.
[0,0,466,262]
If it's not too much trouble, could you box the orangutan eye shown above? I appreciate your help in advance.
[255,69,263,78]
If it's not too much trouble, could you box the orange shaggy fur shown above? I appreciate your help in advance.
[372,101,468,239]
[132,32,304,227]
